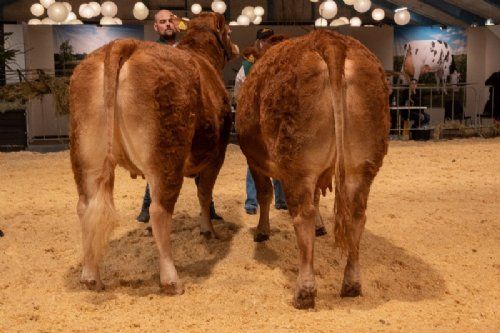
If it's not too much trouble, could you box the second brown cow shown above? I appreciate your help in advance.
[237,29,390,309]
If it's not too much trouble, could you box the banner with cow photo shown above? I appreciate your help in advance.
[394,26,467,86]
[52,25,144,77]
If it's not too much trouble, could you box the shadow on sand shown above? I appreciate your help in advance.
[64,213,240,300]
[252,226,446,310]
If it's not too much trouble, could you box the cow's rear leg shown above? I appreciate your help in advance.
[314,187,327,237]
[282,178,317,309]
[149,175,184,295]
[338,165,376,298]
[250,168,273,242]
[75,159,118,291]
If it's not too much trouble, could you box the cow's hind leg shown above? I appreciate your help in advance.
[149,173,184,295]
[250,168,273,242]
[75,158,118,291]
[282,177,317,309]
[338,161,378,298]
[314,187,327,237]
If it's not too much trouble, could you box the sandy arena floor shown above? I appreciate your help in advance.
[0,138,499,332]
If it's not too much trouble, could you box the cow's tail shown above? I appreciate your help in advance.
[316,34,352,254]
[82,39,138,263]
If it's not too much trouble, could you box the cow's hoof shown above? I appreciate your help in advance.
[315,227,327,237]
[293,285,317,309]
[340,282,362,297]
[80,279,105,291]
[254,233,269,242]
[160,281,185,296]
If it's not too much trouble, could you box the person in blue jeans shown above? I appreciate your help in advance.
[234,28,287,215]
[136,10,222,224]
[245,169,287,214]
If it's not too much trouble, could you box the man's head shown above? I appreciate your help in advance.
[154,10,179,39]
[255,28,274,50]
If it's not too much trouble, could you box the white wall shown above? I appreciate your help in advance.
[23,25,69,139]
[466,26,500,117]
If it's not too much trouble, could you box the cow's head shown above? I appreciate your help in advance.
[188,12,239,62]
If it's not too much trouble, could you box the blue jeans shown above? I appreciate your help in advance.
[245,168,286,210]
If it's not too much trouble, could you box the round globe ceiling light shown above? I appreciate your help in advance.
[41,17,56,24]
[47,2,69,23]
[39,0,55,9]
[28,18,42,25]
[319,0,338,20]
[100,16,116,25]
[30,3,45,17]
[237,14,250,26]
[371,8,385,21]
[315,17,328,27]
[254,6,264,17]
[343,0,355,5]
[133,3,149,20]
[65,11,76,22]
[394,8,410,25]
[101,1,118,18]
[350,16,362,26]
[354,0,371,13]
[88,2,101,16]
[242,6,256,22]
[79,4,95,19]
[253,16,262,25]
[191,3,202,15]
[211,1,227,14]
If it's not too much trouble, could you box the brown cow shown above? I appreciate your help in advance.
[69,13,238,294]
[237,29,389,309]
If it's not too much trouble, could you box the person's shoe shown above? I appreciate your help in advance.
[136,207,150,223]
[275,203,287,210]
[210,205,223,220]
[245,207,257,215]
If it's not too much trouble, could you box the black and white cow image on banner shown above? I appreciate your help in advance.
[399,39,460,93]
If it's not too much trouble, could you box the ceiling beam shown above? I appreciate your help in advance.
[419,0,485,25]
[442,0,500,23]
[384,0,469,27]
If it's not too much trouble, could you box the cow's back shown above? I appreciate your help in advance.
[237,30,389,178]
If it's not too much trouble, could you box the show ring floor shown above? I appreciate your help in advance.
[0,138,499,332]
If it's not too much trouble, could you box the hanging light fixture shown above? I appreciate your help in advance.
[371,8,384,21]
[211,1,227,14]
[64,11,76,22]
[354,0,371,13]
[343,0,355,5]
[338,16,349,24]
[229,21,238,26]
[242,6,256,22]
[350,17,362,26]
[88,2,101,17]
[319,0,338,20]
[28,18,42,25]
[79,4,95,19]
[254,6,265,17]
[485,18,494,26]
[315,18,328,27]
[47,2,69,23]
[133,2,149,20]
[100,16,116,25]
[394,7,410,25]
[191,3,202,15]
[41,17,56,24]
[237,14,250,26]
[101,1,118,18]
[39,0,55,9]
[30,3,45,17]
[253,16,262,25]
